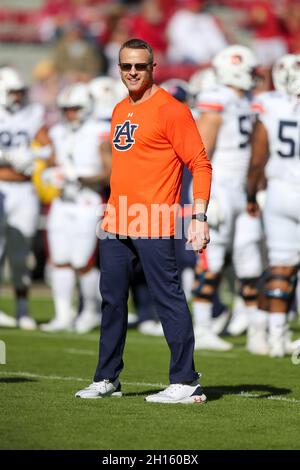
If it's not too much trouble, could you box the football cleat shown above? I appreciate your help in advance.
[137,320,164,337]
[127,311,138,327]
[194,326,233,351]
[40,318,73,333]
[18,316,37,331]
[75,379,122,399]
[269,337,285,358]
[74,310,100,334]
[0,311,17,328]
[247,325,269,355]
[211,309,230,335]
[227,297,248,336]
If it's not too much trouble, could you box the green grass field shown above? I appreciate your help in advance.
[1,292,300,450]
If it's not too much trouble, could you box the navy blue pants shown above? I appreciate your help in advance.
[94,235,198,384]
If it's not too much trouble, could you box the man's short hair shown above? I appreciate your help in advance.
[119,38,154,63]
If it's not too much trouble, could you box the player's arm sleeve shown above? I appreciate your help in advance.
[161,103,212,201]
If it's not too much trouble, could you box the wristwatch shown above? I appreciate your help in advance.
[192,213,207,222]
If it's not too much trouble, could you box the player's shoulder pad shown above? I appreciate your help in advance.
[26,102,45,120]
[196,85,230,112]
[251,90,282,115]
[48,122,64,140]
[87,117,111,140]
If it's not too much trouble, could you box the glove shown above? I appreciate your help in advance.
[63,158,78,182]
[41,166,66,189]
[0,148,9,166]
[5,147,34,176]
[256,189,266,211]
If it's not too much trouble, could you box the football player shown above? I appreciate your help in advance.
[247,54,300,357]
[192,45,264,351]
[88,76,122,123]
[0,67,44,330]
[38,83,112,333]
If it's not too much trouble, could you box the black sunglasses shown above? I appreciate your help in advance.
[119,62,153,72]
[62,106,82,111]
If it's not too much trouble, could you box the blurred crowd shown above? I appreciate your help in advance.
[1,1,300,75]
[1,1,300,356]
[0,0,299,128]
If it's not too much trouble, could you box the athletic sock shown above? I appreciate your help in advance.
[16,296,29,319]
[269,312,287,337]
[79,267,100,313]
[248,307,268,325]
[192,301,212,329]
[51,266,75,323]
[181,267,194,302]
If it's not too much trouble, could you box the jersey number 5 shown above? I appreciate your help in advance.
[277,120,298,158]
[238,115,251,148]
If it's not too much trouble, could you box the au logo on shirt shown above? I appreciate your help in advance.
[113,120,139,151]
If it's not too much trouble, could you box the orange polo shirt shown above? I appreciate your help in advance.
[102,87,211,237]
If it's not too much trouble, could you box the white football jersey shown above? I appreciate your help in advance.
[0,103,44,153]
[253,90,300,185]
[197,85,254,188]
[49,118,110,177]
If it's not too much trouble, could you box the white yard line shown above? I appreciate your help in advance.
[1,331,238,357]
[0,370,166,388]
[0,370,299,404]
[65,348,95,356]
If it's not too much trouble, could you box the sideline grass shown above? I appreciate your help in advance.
[1,296,300,450]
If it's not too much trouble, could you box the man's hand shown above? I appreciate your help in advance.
[187,219,210,253]
[41,166,66,189]
[5,147,34,175]
[247,201,260,218]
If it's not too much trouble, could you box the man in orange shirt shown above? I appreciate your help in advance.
[76,38,212,404]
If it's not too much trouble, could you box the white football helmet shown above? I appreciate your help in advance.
[115,79,128,101]
[286,54,300,97]
[160,79,190,102]
[189,67,218,94]
[272,54,296,93]
[88,76,118,120]
[213,45,258,91]
[0,81,8,107]
[57,83,92,129]
[0,67,27,111]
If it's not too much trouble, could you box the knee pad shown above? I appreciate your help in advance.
[192,271,220,301]
[7,233,32,290]
[239,277,260,302]
[265,271,298,301]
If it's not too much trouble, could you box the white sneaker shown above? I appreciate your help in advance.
[247,325,268,355]
[40,318,73,332]
[145,379,207,404]
[74,310,100,334]
[211,310,230,335]
[227,309,248,336]
[75,379,122,399]
[137,320,164,337]
[0,311,17,328]
[194,326,233,351]
[18,316,37,331]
